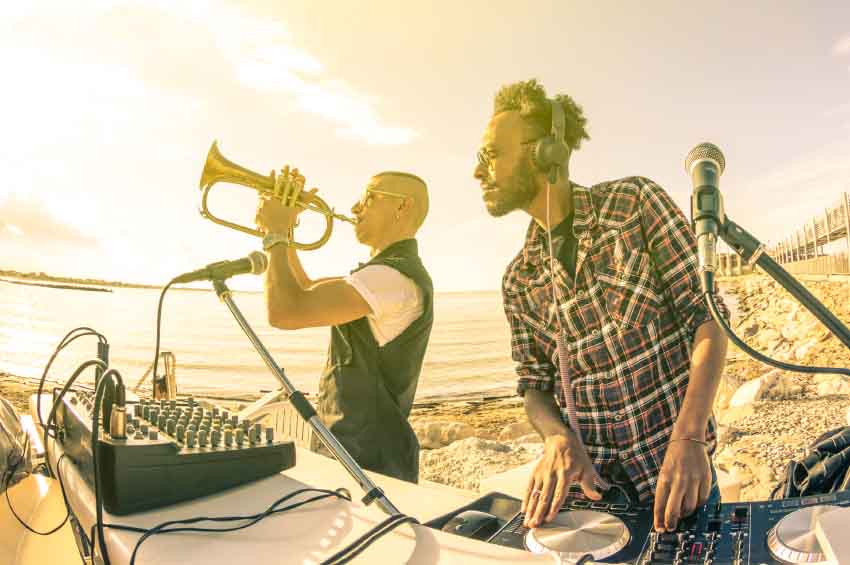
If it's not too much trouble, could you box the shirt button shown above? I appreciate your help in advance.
[576,290,586,299]
[619,452,630,461]
[614,410,625,421]
[591,329,600,337]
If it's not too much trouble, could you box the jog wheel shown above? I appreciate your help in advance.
[525,509,630,562]
[767,505,839,564]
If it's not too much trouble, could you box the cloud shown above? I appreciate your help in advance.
[833,34,850,56]
[20,0,418,146]
[0,195,99,246]
[735,139,850,245]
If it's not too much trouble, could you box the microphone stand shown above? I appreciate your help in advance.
[211,278,401,517]
[715,217,850,350]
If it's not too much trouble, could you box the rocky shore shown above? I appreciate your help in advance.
[3,275,849,501]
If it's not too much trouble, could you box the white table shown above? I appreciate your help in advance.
[31,395,551,565]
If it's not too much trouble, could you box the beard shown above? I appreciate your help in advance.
[485,157,540,217]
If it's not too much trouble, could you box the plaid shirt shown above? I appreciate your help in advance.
[502,176,729,502]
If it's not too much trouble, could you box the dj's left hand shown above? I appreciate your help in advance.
[653,439,712,532]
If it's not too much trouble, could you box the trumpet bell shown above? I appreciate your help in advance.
[198,141,353,250]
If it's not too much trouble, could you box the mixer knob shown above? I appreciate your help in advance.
[199,429,208,447]
[235,429,245,445]
[211,429,221,447]
[134,431,144,440]
[186,429,196,448]
[212,406,219,416]
[149,429,159,440]
[230,415,239,428]
[176,424,185,442]
[127,424,135,435]
[140,424,149,435]
[265,428,274,443]
[142,406,151,420]
[187,396,195,407]
[224,429,233,446]
[167,419,176,435]
[158,414,167,429]
[169,400,176,410]
[222,410,229,421]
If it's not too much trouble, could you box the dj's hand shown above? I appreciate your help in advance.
[255,187,318,234]
[653,439,712,532]
[522,433,602,528]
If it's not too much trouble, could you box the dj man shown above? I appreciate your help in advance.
[255,168,433,483]
[472,79,729,532]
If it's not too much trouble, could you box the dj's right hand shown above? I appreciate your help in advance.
[522,432,602,528]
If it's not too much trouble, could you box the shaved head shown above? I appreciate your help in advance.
[372,171,429,231]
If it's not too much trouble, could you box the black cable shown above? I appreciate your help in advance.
[42,359,108,479]
[99,488,352,565]
[37,327,107,433]
[150,281,175,393]
[706,293,850,377]
[3,450,73,536]
[320,513,419,565]
[90,370,124,565]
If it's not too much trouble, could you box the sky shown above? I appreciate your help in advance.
[1,1,849,291]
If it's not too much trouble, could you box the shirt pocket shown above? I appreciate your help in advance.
[603,249,661,330]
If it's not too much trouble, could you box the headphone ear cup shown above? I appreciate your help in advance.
[533,137,570,173]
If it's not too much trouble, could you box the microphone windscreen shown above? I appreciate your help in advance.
[685,142,726,175]
[248,251,269,275]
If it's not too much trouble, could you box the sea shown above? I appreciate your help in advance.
[0,280,516,400]
[0,279,737,401]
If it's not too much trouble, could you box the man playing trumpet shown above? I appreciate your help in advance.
[255,168,433,483]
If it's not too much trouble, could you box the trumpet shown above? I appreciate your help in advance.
[198,141,356,250]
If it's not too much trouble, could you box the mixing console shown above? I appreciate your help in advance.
[54,389,296,515]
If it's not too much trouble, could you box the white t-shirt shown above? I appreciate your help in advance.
[345,265,425,347]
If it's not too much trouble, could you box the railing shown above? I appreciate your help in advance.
[770,192,850,276]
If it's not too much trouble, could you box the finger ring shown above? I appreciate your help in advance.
[530,489,542,498]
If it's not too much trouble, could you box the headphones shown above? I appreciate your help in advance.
[531,98,570,183]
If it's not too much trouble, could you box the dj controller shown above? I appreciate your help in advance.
[429,488,850,564]
[53,389,296,515]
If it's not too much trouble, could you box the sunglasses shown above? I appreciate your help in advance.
[357,188,408,208]
[476,139,540,170]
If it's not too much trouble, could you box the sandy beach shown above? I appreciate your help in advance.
[4,274,850,501]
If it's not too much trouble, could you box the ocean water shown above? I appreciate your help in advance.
[0,280,737,401]
[0,281,516,399]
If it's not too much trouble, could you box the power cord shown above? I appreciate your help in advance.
[3,447,73,536]
[37,327,107,435]
[320,513,419,565]
[102,488,352,565]
[150,281,175,394]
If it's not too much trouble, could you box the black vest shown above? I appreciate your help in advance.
[315,239,433,482]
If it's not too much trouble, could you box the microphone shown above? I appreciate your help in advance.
[685,142,726,294]
[173,251,268,284]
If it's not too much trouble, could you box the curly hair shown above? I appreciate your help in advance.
[493,79,590,152]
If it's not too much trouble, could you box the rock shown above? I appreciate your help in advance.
[441,422,475,445]
[729,377,768,407]
[794,339,816,362]
[846,406,850,426]
[756,329,781,350]
[515,433,543,444]
[419,437,541,491]
[498,421,536,441]
[816,377,850,397]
